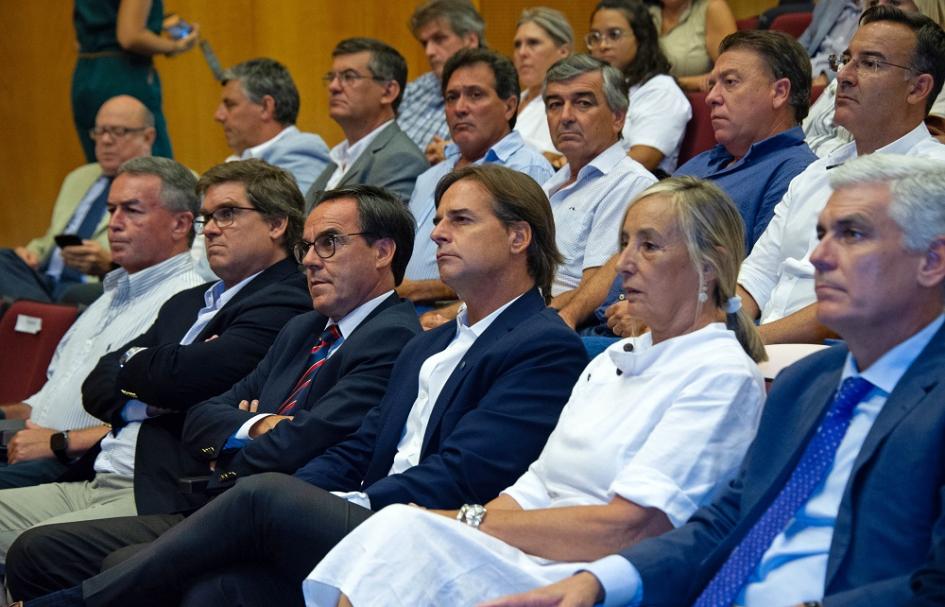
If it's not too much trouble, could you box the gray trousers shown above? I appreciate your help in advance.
[0,473,135,562]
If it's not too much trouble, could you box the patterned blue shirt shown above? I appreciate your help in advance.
[397,72,450,150]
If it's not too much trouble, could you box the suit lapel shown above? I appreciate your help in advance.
[419,289,545,452]
[338,123,395,188]
[826,324,945,583]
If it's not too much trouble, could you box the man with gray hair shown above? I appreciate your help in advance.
[0,157,204,491]
[399,0,484,154]
[215,58,330,194]
[540,55,655,329]
[486,152,945,607]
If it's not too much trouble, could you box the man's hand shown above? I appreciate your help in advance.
[425,135,448,165]
[248,413,292,439]
[420,307,457,331]
[605,300,647,338]
[478,572,604,607]
[14,247,39,269]
[60,241,112,276]
[7,420,56,464]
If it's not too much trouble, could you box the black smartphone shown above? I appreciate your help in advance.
[54,233,83,248]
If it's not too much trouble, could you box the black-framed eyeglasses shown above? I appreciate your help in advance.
[88,125,148,140]
[294,232,375,263]
[322,70,389,87]
[828,53,918,76]
[194,206,260,234]
[584,28,630,49]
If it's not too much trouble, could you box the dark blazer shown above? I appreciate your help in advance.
[620,323,945,607]
[76,257,311,514]
[303,121,428,211]
[294,288,589,510]
[183,294,421,491]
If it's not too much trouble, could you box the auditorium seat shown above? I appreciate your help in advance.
[0,300,79,402]
[736,15,759,31]
[769,10,813,38]
[678,91,715,166]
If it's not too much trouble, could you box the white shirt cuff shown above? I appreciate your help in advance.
[331,490,372,510]
[582,554,644,607]
[235,413,272,440]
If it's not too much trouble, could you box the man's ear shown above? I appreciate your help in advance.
[908,73,934,109]
[381,79,402,109]
[917,236,945,288]
[771,77,791,111]
[173,212,195,242]
[373,236,396,271]
[267,215,288,242]
[507,220,532,255]
[259,95,277,121]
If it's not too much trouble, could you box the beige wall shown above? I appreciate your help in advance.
[0,0,774,248]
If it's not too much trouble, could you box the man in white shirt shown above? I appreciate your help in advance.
[736,6,945,345]
[483,152,945,607]
[12,166,587,607]
[214,58,330,195]
[539,55,656,329]
[0,157,204,490]
[302,38,428,210]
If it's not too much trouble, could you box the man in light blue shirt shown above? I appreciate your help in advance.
[482,154,945,607]
[399,47,553,305]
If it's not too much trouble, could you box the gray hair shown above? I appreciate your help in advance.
[829,153,945,252]
[410,0,486,46]
[118,157,199,244]
[221,58,301,125]
[544,54,629,115]
[518,7,574,48]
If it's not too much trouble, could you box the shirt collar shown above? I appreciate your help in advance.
[714,126,807,167]
[842,312,945,395]
[444,129,523,167]
[329,120,393,168]
[826,122,934,167]
[454,291,525,338]
[203,269,262,311]
[331,290,394,339]
[241,125,296,159]
[103,252,195,300]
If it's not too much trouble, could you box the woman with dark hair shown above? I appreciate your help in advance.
[587,0,691,175]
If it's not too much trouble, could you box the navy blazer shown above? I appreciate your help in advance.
[303,122,428,211]
[620,322,945,607]
[75,257,311,514]
[183,294,421,490]
[294,288,589,510]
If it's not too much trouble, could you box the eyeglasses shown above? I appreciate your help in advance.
[89,125,148,140]
[322,70,388,87]
[294,232,375,263]
[828,53,918,76]
[194,206,260,234]
[584,28,630,49]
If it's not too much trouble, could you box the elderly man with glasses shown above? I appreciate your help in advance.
[303,38,428,211]
[2,95,155,302]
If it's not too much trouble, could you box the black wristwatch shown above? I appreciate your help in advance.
[50,431,72,464]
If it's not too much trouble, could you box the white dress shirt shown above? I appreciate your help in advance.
[544,142,656,295]
[738,123,945,324]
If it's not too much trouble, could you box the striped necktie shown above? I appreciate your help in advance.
[692,376,874,607]
[276,324,343,415]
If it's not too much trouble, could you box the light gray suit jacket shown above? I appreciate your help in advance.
[254,125,331,195]
[304,122,427,211]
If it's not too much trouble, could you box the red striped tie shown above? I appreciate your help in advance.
[276,324,343,415]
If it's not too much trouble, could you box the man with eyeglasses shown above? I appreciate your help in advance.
[303,38,428,211]
[1,95,155,303]
[735,5,945,346]
[214,58,330,196]
[5,182,422,600]
[0,158,317,564]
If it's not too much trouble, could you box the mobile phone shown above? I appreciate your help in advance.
[167,18,193,40]
[54,234,83,248]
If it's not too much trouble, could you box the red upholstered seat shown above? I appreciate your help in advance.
[0,300,79,402]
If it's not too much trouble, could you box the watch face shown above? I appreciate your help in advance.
[50,432,68,452]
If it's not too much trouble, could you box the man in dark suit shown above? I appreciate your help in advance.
[303,37,428,211]
[0,159,312,561]
[483,154,945,607]
[11,165,587,607]
[6,182,423,598]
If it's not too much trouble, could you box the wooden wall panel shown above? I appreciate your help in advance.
[0,0,774,248]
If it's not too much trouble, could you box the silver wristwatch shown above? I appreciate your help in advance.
[456,503,487,529]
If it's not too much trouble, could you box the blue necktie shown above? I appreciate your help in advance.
[276,324,343,415]
[692,376,874,607]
